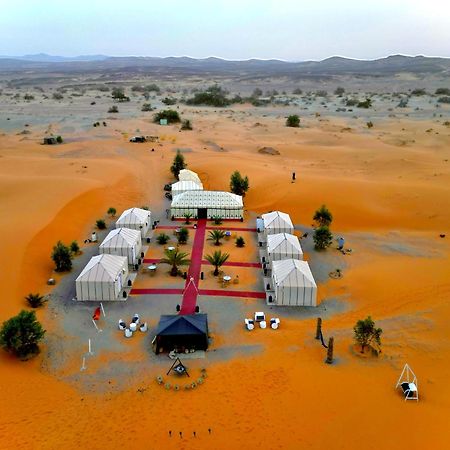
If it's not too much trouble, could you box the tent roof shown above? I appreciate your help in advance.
[172,180,204,191]
[116,207,150,225]
[156,314,208,336]
[100,228,141,248]
[171,190,243,208]
[272,259,316,288]
[261,211,294,230]
[267,233,302,253]
[178,169,202,184]
[76,254,127,282]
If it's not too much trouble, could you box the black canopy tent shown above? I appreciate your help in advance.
[155,314,209,354]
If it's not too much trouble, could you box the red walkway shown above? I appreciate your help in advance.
[180,218,206,314]
[130,287,265,299]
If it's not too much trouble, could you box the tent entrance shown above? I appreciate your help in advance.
[198,208,207,219]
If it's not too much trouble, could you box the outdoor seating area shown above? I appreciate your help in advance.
[119,314,148,338]
[244,312,280,331]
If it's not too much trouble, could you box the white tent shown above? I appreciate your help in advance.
[76,254,129,301]
[115,207,151,238]
[260,211,294,237]
[171,180,203,197]
[99,228,142,265]
[271,259,317,306]
[171,190,243,219]
[267,233,303,262]
[178,169,202,185]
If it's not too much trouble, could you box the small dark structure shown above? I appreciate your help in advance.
[154,314,209,355]
[167,357,189,377]
[43,136,62,145]
[129,136,147,143]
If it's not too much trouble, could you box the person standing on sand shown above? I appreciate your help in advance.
[292,172,296,182]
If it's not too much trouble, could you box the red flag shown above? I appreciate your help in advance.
[92,307,101,321]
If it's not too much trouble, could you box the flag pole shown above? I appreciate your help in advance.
[88,338,93,355]
[100,302,106,317]
[92,319,102,332]
[80,356,86,371]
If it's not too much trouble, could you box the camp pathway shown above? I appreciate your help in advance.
[180,218,207,314]
[143,258,262,269]
[130,288,265,299]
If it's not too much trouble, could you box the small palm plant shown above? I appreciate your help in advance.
[205,250,230,276]
[25,293,47,308]
[177,228,189,244]
[183,213,193,224]
[208,230,226,246]
[235,236,245,247]
[211,216,222,225]
[156,233,170,245]
[159,248,190,276]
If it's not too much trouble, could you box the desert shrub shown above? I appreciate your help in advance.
[24,93,34,100]
[108,105,119,113]
[144,84,160,93]
[56,135,63,143]
[313,226,333,250]
[70,241,80,255]
[111,87,129,102]
[156,375,163,384]
[313,205,333,227]
[141,103,153,112]
[345,98,359,106]
[315,90,328,97]
[107,207,116,217]
[156,233,170,245]
[437,96,450,104]
[292,88,303,95]
[230,171,249,196]
[177,228,189,244]
[236,236,245,247]
[398,98,408,108]
[367,121,374,129]
[334,87,345,96]
[211,216,222,225]
[411,88,427,96]
[252,88,263,97]
[97,85,110,92]
[162,97,176,105]
[357,98,372,108]
[25,293,47,308]
[286,115,300,127]
[353,316,382,353]
[52,93,63,100]
[170,150,187,179]
[96,219,106,230]
[435,88,450,96]
[164,382,171,390]
[186,85,231,107]
[180,119,192,130]
[153,109,180,124]
[51,241,72,272]
[0,310,46,359]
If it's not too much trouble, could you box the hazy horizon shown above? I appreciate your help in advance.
[1,0,449,60]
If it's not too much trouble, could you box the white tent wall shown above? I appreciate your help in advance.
[267,233,303,263]
[271,259,317,307]
[99,229,142,265]
[178,169,202,185]
[171,207,243,219]
[171,180,203,198]
[75,255,129,301]
[115,208,151,238]
[262,211,294,238]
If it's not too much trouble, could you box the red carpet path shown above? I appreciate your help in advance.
[180,218,207,314]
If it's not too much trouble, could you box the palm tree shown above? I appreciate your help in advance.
[205,250,230,276]
[183,213,193,224]
[25,293,47,308]
[207,230,226,246]
[159,248,190,276]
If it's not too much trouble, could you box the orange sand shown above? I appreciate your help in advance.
[0,110,450,449]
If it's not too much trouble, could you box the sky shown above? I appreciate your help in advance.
[0,0,449,60]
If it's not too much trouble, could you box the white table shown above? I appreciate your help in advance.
[223,276,232,282]
[148,265,157,271]
[167,246,175,251]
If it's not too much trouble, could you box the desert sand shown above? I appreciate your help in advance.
[0,88,449,450]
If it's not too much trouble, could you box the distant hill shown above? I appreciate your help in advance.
[0,54,449,77]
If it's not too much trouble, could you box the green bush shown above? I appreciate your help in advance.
[96,219,106,230]
[186,85,231,107]
[236,236,245,247]
[70,241,80,255]
[141,103,153,112]
[55,135,63,144]
[0,310,46,359]
[313,226,333,250]
[181,119,193,130]
[357,98,372,108]
[108,105,119,113]
[162,97,176,105]
[286,115,300,127]
[230,171,249,196]
[107,207,116,217]
[170,150,187,179]
[51,241,72,272]
[437,96,450,104]
[177,228,189,244]
[435,88,450,96]
[156,233,170,245]
[153,109,180,124]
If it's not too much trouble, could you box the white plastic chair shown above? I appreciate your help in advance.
[124,328,133,338]
[271,322,279,330]
[254,312,266,322]
[118,319,126,331]
[139,322,148,332]
[245,318,255,331]
[247,323,255,331]
[260,320,267,329]
[129,322,137,332]
[132,314,140,325]
[270,318,280,329]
